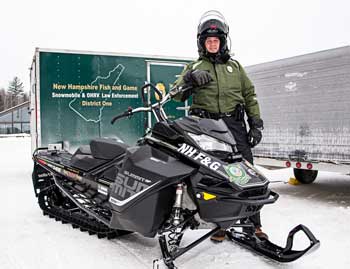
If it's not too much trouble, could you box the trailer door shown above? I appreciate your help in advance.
[147,61,189,129]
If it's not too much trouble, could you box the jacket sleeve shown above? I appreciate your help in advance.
[172,63,193,102]
[238,62,261,119]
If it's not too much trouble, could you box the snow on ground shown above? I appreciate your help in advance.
[1,137,350,269]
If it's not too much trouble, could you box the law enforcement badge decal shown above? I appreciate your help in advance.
[224,163,251,185]
[155,83,166,100]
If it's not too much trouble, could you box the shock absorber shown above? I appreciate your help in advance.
[167,183,185,252]
[172,183,184,226]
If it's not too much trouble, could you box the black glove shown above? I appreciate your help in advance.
[183,70,212,87]
[247,117,264,147]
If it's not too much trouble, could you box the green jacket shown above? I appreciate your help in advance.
[174,57,260,119]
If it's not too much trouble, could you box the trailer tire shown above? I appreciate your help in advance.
[293,169,318,184]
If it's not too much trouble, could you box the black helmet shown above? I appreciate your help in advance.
[197,11,230,58]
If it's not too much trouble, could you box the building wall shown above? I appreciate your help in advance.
[0,102,30,134]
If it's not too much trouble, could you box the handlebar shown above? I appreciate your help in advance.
[110,107,133,124]
[111,82,193,125]
[169,85,192,98]
[141,83,164,105]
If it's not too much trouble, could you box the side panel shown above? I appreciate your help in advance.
[247,46,350,163]
[39,52,144,150]
[37,50,191,151]
[108,144,196,236]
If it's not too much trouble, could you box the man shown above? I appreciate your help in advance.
[173,11,266,242]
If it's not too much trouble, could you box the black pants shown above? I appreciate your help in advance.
[223,117,262,228]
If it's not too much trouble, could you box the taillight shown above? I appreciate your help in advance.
[296,162,302,168]
[307,163,313,170]
[37,159,47,166]
[286,161,291,167]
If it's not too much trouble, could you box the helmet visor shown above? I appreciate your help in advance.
[199,10,227,26]
[198,10,229,36]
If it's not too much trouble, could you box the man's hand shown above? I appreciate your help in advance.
[248,117,264,147]
[184,70,212,87]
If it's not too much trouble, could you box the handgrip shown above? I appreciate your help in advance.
[110,107,133,124]
[169,85,193,98]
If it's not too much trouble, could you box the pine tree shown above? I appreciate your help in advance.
[7,77,24,107]
[0,88,6,111]
[23,92,29,102]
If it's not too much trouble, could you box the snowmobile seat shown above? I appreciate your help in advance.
[74,145,92,155]
[90,138,128,160]
[70,154,106,171]
[69,139,128,171]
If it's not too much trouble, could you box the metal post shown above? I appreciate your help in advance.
[11,110,14,134]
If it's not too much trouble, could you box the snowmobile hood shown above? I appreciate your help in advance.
[173,116,236,145]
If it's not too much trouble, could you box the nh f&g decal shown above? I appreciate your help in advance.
[177,143,221,171]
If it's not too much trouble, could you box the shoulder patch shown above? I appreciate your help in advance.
[230,59,240,69]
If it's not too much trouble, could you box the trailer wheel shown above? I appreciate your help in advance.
[293,169,318,184]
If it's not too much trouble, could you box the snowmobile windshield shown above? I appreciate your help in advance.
[173,116,236,146]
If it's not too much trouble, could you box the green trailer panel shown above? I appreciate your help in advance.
[34,49,191,151]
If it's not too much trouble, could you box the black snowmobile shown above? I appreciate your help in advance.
[32,83,319,268]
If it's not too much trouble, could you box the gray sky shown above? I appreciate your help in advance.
[1,0,349,91]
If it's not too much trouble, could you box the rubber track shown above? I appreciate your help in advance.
[38,183,130,239]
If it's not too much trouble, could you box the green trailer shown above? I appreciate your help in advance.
[30,48,192,152]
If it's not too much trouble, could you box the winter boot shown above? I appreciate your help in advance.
[210,229,226,243]
[255,227,269,240]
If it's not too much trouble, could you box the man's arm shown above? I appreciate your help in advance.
[238,62,264,147]
[238,63,260,119]
[172,64,193,102]
[172,64,212,102]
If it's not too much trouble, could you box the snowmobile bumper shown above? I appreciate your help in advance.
[196,189,279,228]
[227,224,320,263]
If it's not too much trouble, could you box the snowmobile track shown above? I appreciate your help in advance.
[37,184,130,240]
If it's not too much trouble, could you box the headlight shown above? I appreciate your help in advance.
[187,133,233,153]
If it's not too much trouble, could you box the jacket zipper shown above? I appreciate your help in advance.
[212,63,221,113]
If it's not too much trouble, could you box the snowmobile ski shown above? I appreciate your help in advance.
[226,224,320,263]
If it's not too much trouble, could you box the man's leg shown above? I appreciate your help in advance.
[223,117,267,239]
[223,118,262,225]
[223,117,253,163]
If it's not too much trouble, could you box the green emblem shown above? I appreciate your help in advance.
[224,164,251,185]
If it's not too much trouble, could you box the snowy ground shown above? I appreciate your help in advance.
[1,136,350,269]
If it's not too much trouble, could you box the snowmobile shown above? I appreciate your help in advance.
[32,83,319,268]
